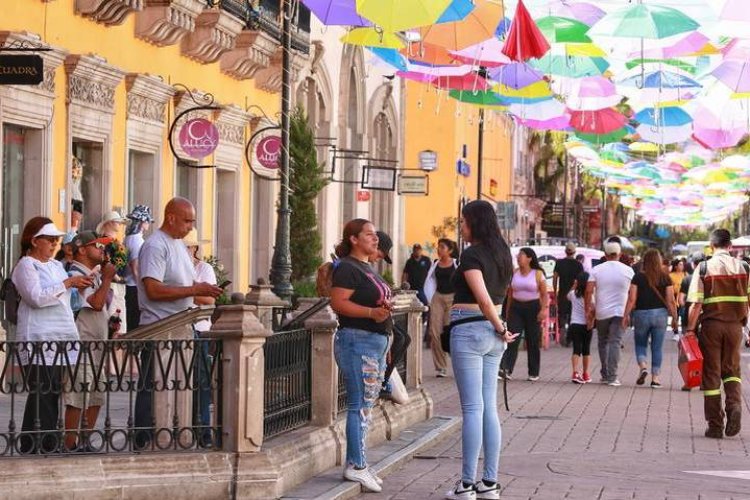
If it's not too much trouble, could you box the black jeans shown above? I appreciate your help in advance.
[125,286,140,332]
[557,293,571,338]
[569,323,592,356]
[20,364,62,454]
[134,345,154,449]
[384,322,411,385]
[501,300,542,377]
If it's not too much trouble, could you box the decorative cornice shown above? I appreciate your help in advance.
[216,105,250,145]
[65,54,125,110]
[75,0,144,26]
[134,0,205,47]
[181,8,244,64]
[125,73,175,122]
[255,47,307,94]
[219,29,278,80]
[0,31,68,95]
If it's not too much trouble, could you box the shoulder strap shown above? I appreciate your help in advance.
[645,275,669,309]
[699,261,708,279]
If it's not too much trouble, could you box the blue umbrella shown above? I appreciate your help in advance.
[619,70,701,89]
[368,47,408,72]
[635,106,692,127]
[436,0,474,23]
[495,17,512,38]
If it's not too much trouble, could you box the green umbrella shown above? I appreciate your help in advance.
[536,16,592,43]
[448,90,507,107]
[588,4,699,40]
[575,127,629,144]
[626,58,697,75]
[531,54,609,78]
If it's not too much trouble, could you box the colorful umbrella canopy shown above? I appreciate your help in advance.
[570,108,628,134]
[488,62,544,89]
[401,42,455,65]
[501,0,550,61]
[450,37,511,67]
[566,76,621,111]
[549,1,605,27]
[419,0,504,51]
[355,0,451,32]
[341,28,404,49]
[711,60,750,94]
[516,114,571,131]
[435,0,474,24]
[448,89,507,107]
[532,54,609,78]
[510,99,566,121]
[636,123,692,145]
[634,107,692,127]
[536,16,592,43]
[619,70,701,90]
[630,31,711,59]
[302,0,371,26]
[588,4,700,40]
[433,73,490,91]
[368,47,407,71]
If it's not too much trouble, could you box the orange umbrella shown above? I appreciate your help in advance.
[400,42,456,65]
[501,0,550,62]
[418,0,504,51]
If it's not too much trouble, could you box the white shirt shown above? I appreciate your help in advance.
[193,259,216,333]
[12,257,79,364]
[588,260,634,320]
[137,229,196,326]
[123,233,145,287]
[567,289,587,325]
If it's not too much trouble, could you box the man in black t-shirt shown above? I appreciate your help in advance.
[554,242,584,345]
[402,243,431,305]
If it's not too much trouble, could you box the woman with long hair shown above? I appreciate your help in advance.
[499,247,548,382]
[624,249,678,388]
[423,238,458,378]
[12,216,93,452]
[446,200,518,500]
[330,219,392,493]
[568,271,592,384]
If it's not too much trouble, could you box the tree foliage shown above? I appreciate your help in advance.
[290,106,329,282]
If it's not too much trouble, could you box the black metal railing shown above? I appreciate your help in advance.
[245,0,311,54]
[271,306,294,332]
[263,329,312,438]
[0,338,222,456]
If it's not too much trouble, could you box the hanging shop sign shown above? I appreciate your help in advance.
[418,150,438,171]
[361,166,397,191]
[397,175,429,195]
[357,190,371,202]
[0,55,43,85]
[456,159,471,177]
[179,118,219,159]
[246,125,282,181]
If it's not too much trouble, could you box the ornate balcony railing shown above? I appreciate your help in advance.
[218,0,310,54]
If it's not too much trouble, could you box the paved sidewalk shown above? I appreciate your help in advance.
[358,333,750,500]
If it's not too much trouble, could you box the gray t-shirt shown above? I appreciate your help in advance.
[137,229,196,326]
[69,261,109,341]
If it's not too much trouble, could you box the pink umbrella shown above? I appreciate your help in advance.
[516,114,571,130]
[450,37,511,67]
[570,108,627,134]
[720,0,748,22]
[395,71,437,83]
[631,32,710,59]
[567,76,621,111]
[711,60,750,93]
[550,1,605,27]
[433,73,490,91]
[692,105,748,149]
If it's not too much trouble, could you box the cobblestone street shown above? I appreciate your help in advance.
[359,334,750,500]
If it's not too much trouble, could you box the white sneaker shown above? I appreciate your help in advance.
[475,480,500,499]
[446,480,476,499]
[369,468,383,485]
[527,375,540,381]
[672,333,680,341]
[343,464,382,492]
[608,379,622,387]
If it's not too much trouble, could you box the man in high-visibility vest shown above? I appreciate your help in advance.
[686,229,750,439]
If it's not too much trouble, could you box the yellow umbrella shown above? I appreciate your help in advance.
[356,0,451,32]
[687,42,720,56]
[549,42,607,58]
[418,0,503,51]
[341,28,404,49]
[493,81,552,99]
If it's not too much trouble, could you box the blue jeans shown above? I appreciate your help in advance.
[334,327,388,468]
[450,310,506,484]
[633,308,668,375]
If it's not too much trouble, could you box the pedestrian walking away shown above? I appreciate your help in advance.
[554,242,583,347]
[624,249,679,389]
[686,229,750,439]
[446,200,518,500]
[330,219,392,493]
[500,247,548,382]
[568,272,592,384]
[402,243,431,306]
[424,238,458,378]
[586,241,634,386]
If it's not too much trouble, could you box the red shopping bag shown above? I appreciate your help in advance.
[678,335,703,389]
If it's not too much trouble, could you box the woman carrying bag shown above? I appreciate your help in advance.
[424,238,458,378]
[499,247,548,381]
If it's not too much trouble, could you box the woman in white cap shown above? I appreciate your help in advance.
[12,216,93,453]
[96,211,128,335]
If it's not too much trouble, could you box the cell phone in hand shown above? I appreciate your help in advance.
[219,280,232,289]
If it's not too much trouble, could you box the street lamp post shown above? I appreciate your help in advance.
[269,0,294,300]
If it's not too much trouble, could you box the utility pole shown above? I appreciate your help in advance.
[269,0,293,300]
[562,152,568,239]
[477,108,484,200]
[600,183,607,248]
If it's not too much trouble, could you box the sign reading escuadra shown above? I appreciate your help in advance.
[179,118,219,159]
[256,136,281,169]
[0,55,43,86]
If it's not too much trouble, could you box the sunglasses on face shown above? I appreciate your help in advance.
[36,236,61,243]
[88,242,106,250]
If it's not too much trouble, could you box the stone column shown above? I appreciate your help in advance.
[207,305,271,453]
[296,299,338,427]
[393,290,427,390]
[245,281,290,331]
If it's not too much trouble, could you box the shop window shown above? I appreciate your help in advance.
[72,140,105,232]
[127,150,156,214]
[176,163,198,202]
[215,169,238,284]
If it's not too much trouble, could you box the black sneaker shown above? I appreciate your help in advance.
[705,427,723,439]
[726,408,742,437]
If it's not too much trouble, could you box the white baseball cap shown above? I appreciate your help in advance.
[33,222,66,239]
[604,241,621,255]
[96,211,128,234]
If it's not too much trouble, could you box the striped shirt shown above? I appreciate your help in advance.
[687,250,750,323]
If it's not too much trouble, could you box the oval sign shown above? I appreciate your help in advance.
[179,118,219,159]
[256,136,281,169]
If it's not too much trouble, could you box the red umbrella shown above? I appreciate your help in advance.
[432,73,490,91]
[570,108,627,134]
[501,0,550,62]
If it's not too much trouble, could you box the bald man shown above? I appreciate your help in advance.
[134,197,222,448]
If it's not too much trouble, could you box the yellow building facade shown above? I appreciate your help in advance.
[0,0,311,292]
[403,80,513,255]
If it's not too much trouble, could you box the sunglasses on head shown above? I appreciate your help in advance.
[87,242,106,250]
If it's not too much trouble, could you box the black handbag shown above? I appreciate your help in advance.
[441,315,488,354]
[0,277,20,325]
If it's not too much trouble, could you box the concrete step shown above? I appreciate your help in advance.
[282,415,460,500]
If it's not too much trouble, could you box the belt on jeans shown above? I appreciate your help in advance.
[337,327,389,336]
